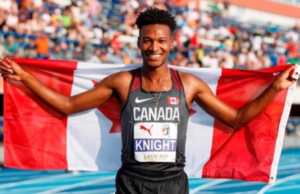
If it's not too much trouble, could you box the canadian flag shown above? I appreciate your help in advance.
[167,97,179,105]
[3,59,298,184]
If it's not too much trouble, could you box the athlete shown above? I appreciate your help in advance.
[0,8,297,194]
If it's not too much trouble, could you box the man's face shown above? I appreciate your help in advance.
[138,24,174,68]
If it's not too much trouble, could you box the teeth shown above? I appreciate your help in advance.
[149,54,160,58]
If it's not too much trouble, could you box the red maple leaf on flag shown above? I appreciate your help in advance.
[93,80,121,133]
[92,80,197,133]
[189,108,196,117]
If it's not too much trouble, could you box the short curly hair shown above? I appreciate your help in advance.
[135,8,176,33]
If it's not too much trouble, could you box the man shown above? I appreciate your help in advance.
[0,8,296,194]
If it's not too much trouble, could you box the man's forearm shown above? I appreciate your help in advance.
[235,83,280,128]
[21,72,72,115]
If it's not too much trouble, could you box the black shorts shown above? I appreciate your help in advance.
[115,169,189,194]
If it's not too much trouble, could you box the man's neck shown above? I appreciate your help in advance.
[141,65,169,84]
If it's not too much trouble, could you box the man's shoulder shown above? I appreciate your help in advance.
[111,69,133,77]
[176,69,200,83]
[107,69,134,87]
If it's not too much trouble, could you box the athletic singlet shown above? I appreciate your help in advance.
[120,68,190,177]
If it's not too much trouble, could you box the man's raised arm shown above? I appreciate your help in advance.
[0,57,119,116]
[184,65,297,130]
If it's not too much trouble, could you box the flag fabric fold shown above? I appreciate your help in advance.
[3,58,297,184]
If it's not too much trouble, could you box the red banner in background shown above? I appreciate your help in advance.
[172,0,200,8]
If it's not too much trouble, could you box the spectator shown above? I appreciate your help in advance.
[195,44,205,67]
[0,0,12,11]
[50,44,63,60]
[73,42,88,61]
[202,51,219,68]
[61,6,73,28]
[35,32,50,59]
[107,48,123,64]
[277,53,287,66]
[24,38,37,58]
[87,49,102,64]
[111,33,123,51]
[170,52,188,67]
[6,12,19,30]
[70,1,81,25]
[123,43,137,61]
[3,36,19,57]
[87,0,102,21]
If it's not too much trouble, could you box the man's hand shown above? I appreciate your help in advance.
[272,65,297,91]
[0,57,27,81]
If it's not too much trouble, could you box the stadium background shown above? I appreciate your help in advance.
[0,0,300,193]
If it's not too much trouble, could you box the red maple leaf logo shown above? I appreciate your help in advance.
[92,80,197,134]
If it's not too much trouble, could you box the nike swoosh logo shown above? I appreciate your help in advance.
[135,97,153,103]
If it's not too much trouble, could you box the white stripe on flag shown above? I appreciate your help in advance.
[67,68,103,170]
[171,67,222,177]
[269,82,297,184]
[67,63,141,171]
[67,63,132,171]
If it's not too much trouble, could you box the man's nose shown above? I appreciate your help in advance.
[149,41,159,52]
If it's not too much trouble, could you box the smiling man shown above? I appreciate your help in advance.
[0,8,297,194]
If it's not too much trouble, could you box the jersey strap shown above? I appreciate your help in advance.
[170,69,183,92]
[130,68,141,92]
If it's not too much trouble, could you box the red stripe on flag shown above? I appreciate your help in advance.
[4,59,77,170]
[202,66,290,182]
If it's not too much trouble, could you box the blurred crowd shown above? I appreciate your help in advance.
[0,0,300,70]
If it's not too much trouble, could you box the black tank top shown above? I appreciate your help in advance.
[120,68,190,177]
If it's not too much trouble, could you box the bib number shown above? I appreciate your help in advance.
[134,122,178,162]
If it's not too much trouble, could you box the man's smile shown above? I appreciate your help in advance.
[146,53,162,60]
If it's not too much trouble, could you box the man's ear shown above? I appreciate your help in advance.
[170,37,175,49]
[137,37,140,49]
